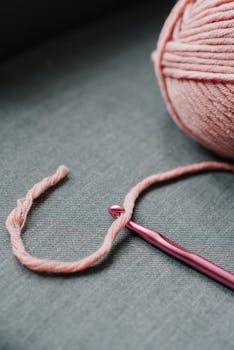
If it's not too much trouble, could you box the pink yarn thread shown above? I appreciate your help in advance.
[6,161,234,273]
[152,0,234,159]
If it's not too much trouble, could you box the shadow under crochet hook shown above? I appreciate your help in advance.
[108,205,234,290]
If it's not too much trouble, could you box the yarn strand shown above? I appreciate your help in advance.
[5,161,234,273]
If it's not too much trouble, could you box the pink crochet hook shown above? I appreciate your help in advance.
[108,205,234,290]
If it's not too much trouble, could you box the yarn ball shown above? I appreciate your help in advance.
[151,0,234,159]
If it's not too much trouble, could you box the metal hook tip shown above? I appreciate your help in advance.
[108,205,125,218]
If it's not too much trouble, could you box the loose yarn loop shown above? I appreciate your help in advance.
[152,0,234,159]
[6,161,234,273]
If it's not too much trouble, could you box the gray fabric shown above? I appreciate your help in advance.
[0,3,233,350]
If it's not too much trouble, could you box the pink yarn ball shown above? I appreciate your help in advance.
[152,0,234,159]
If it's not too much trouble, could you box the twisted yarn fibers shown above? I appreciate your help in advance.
[5,162,234,273]
[152,0,234,158]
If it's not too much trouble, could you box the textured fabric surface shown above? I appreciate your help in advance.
[0,3,233,350]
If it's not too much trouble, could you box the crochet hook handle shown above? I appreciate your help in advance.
[108,205,234,290]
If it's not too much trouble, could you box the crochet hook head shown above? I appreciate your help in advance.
[108,205,125,218]
[108,204,234,289]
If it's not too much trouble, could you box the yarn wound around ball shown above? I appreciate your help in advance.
[151,0,234,159]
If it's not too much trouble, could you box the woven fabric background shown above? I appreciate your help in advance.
[0,3,233,349]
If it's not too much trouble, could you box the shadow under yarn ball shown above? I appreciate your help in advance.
[152,0,234,159]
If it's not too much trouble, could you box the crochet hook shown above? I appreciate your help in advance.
[108,205,234,290]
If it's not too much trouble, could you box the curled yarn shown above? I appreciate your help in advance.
[152,0,234,159]
[5,161,234,273]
